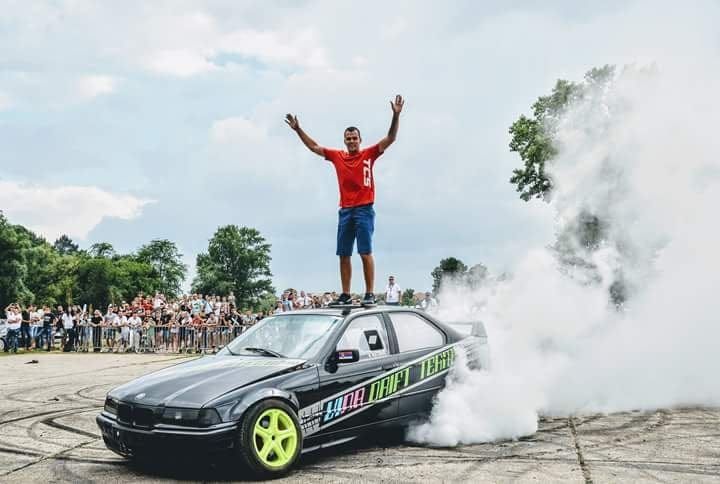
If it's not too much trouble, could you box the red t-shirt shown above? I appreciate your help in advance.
[324,144,383,208]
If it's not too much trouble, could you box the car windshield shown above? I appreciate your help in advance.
[223,314,342,359]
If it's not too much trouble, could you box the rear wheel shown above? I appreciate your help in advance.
[237,399,301,478]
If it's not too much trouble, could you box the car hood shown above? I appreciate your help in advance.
[109,355,307,408]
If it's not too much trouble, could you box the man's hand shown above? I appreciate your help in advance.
[285,113,299,131]
[379,95,403,152]
[286,114,324,156]
[390,95,404,114]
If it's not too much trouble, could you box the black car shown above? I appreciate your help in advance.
[96,307,488,478]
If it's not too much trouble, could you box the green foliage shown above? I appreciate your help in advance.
[510,65,627,306]
[0,213,29,307]
[430,258,490,294]
[74,254,158,309]
[0,213,190,310]
[89,242,115,258]
[401,288,415,306]
[466,263,488,289]
[509,65,615,201]
[53,234,80,255]
[256,292,279,314]
[74,256,119,309]
[21,241,64,305]
[136,239,187,298]
[431,257,468,294]
[192,225,274,310]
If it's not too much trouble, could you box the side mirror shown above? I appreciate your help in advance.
[325,349,360,373]
[333,349,359,364]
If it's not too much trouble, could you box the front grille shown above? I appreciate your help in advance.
[116,402,155,428]
[118,403,132,424]
[133,407,154,427]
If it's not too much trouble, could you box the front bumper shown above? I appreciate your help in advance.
[96,412,238,457]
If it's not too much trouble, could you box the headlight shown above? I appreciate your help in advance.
[161,408,221,426]
[104,397,118,415]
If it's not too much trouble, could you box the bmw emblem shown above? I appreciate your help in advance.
[136,393,146,400]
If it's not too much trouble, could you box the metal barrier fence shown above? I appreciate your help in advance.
[9,323,249,354]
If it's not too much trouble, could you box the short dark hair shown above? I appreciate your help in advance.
[344,126,361,138]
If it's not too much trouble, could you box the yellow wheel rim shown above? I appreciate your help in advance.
[252,408,298,468]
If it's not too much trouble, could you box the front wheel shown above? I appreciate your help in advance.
[237,398,302,478]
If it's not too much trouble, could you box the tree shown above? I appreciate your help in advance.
[401,288,415,307]
[256,292,279,314]
[21,242,64,305]
[113,255,158,303]
[0,213,28,307]
[192,225,274,309]
[136,239,187,298]
[88,242,115,258]
[53,234,80,255]
[75,256,119,309]
[431,257,468,294]
[508,65,627,305]
[509,65,614,201]
[466,263,488,289]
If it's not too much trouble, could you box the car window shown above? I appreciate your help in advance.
[225,314,341,359]
[335,315,389,361]
[389,312,445,353]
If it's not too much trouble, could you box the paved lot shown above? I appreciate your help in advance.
[0,353,718,483]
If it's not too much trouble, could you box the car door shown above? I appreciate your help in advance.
[312,313,399,439]
[385,311,450,419]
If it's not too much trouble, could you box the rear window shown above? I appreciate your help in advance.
[389,312,445,352]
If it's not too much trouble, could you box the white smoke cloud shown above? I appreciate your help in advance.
[409,58,720,445]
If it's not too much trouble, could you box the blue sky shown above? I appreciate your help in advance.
[1,0,714,293]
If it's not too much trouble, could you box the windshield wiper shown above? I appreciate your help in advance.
[242,347,285,358]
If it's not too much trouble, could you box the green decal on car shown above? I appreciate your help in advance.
[419,347,455,379]
[301,344,462,434]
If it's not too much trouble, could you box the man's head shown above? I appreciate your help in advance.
[344,127,361,154]
[388,276,395,284]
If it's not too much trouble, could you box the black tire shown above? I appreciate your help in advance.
[236,398,302,479]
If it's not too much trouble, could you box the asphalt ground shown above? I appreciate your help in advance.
[0,353,718,483]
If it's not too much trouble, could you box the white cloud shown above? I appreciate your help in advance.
[0,181,153,241]
[210,116,267,143]
[220,28,328,69]
[141,27,328,77]
[144,49,218,77]
[76,74,117,99]
[0,92,11,110]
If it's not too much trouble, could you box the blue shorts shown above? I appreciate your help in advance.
[337,203,375,256]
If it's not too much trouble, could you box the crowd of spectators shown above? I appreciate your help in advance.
[2,292,261,354]
[2,282,438,354]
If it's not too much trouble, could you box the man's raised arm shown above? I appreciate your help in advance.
[285,114,325,157]
[378,94,404,152]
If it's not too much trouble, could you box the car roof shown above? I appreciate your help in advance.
[273,306,424,317]
[271,307,465,341]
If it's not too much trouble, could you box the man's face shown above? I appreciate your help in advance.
[344,129,361,153]
[389,277,395,285]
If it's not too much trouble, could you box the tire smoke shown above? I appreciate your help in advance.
[409,63,720,446]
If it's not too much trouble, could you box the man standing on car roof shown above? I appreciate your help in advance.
[286,95,404,306]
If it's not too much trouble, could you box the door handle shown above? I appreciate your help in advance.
[381,361,398,371]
